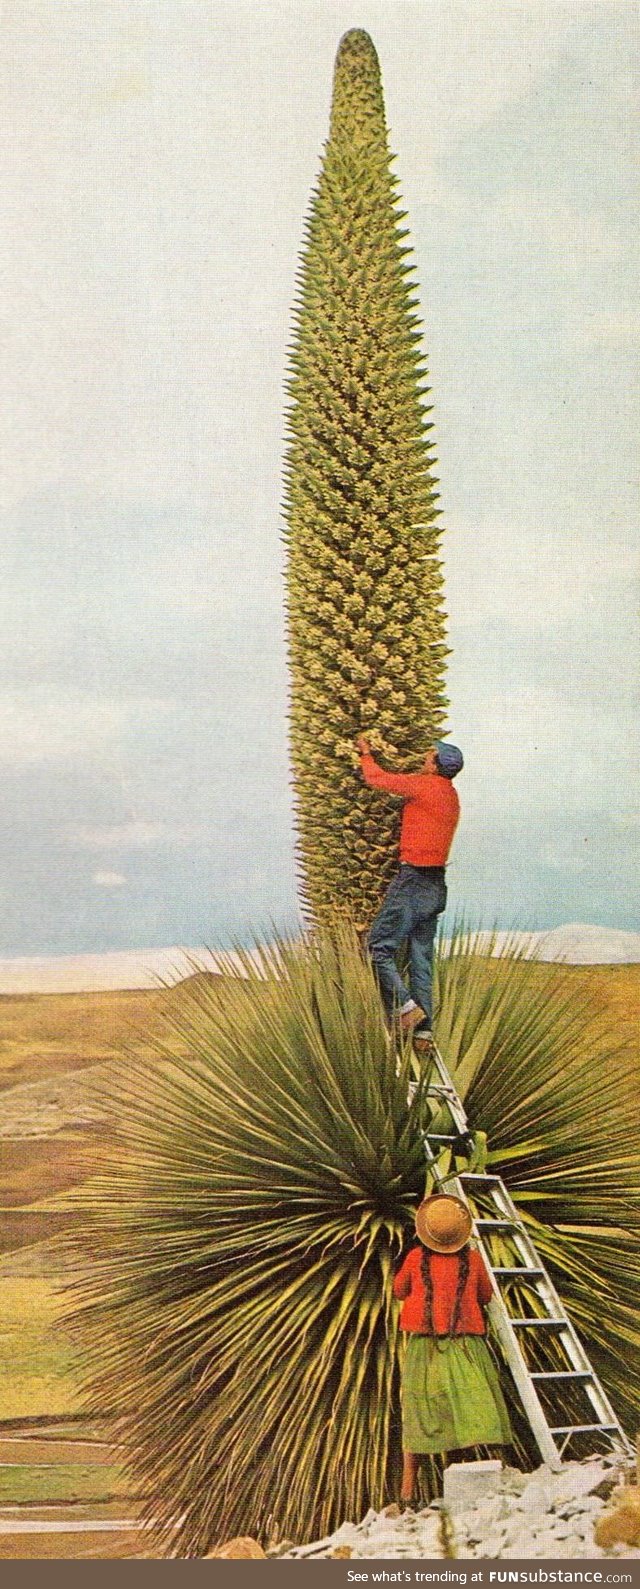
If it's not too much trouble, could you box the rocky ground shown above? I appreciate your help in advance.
[280,1457,640,1560]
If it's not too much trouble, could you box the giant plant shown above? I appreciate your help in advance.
[67,929,640,1555]
[284,29,449,928]
[65,28,640,1563]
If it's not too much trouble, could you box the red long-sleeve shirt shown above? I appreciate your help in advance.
[393,1245,493,1335]
[360,751,459,867]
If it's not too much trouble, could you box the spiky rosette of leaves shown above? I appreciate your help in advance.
[283,29,449,929]
[66,927,639,1554]
[67,925,424,1556]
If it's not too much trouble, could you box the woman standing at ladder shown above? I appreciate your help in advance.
[394,1194,512,1503]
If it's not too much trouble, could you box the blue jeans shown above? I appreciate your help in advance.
[367,864,447,1027]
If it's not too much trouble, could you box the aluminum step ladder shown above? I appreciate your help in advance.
[412,1041,633,1472]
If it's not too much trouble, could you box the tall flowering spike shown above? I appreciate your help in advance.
[283,29,450,928]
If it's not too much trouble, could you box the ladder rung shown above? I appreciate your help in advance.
[550,1424,619,1436]
[493,1267,544,1278]
[531,1370,592,1381]
[476,1218,517,1228]
[458,1172,501,1183]
[425,1134,460,1142]
[511,1317,566,1328]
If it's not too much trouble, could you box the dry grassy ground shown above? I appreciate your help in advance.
[527,963,639,1056]
[0,984,189,1094]
[0,1278,80,1422]
[0,961,637,1556]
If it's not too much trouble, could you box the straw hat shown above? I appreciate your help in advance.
[415,1194,472,1253]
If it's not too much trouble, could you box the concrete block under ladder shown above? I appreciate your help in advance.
[443,1459,504,1512]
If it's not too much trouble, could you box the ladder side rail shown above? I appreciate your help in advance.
[424,1086,469,1136]
[482,1254,631,1462]
[445,1170,564,1470]
[463,1181,567,1309]
[428,1046,472,1135]
[420,1049,634,1462]
[542,1323,631,1440]
[465,1191,632,1462]
[485,1292,563,1470]
[421,1162,632,1460]
[484,1184,632,1441]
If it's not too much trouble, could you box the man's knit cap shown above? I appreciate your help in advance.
[435,740,464,779]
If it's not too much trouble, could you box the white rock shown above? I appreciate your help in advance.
[477,1534,509,1557]
[504,1511,534,1539]
[516,1529,563,1557]
[359,1541,437,1558]
[501,1522,539,1555]
[551,1460,609,1507]
[560,1494,603,1517]
[554,1536,595,1558]
[282,1454,629,1561]
[359,1538,407,1554]
[536,1527,599,1559]
[336,1524,363,1541]
[520,1472,557,1515]
[502,1467,529,1496]
[477,1495,510,1526]
[416,1522,443,1550]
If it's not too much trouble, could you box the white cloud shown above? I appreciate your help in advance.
[0,2,634,950]
[573,312,640,349]
[382,0,574,132]
[611,810,640,831]
[445,522,634,633]
[539,839,590,874]
[446,671,638,819]
[72,820,190,850]
[463,686,569,772]
[0,689,177,767]
[91,870,127,888]
[0,691,124,766]
[0,0,612,515]
[494,191,621,278]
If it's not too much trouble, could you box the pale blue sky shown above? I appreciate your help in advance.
[0,0,637,954]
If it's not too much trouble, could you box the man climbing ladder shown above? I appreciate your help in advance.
[357,734,464,1050]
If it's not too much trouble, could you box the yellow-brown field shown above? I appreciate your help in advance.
[0,984,188,1094]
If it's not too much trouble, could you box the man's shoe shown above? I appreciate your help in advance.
[398,1005,427,1037]
[413,1024,436,1058]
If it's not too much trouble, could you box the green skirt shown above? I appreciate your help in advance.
[401,1333,513,1455]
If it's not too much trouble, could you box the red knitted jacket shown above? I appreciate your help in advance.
[393,1245,493,1336]
[359,752,459,867]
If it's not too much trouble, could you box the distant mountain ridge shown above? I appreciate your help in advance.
[0,923,638,993]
